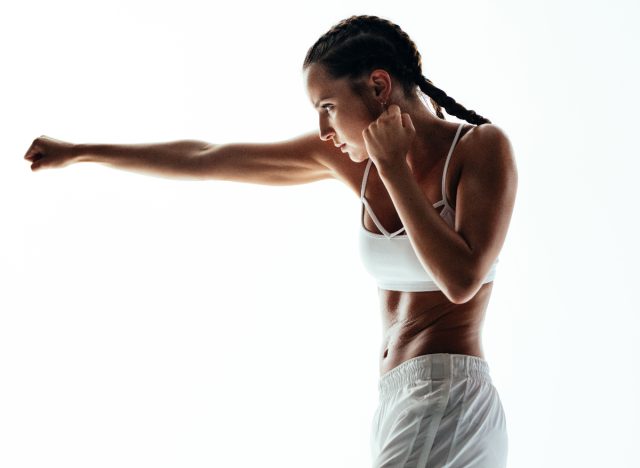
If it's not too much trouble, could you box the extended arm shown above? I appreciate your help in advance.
[27,131,335,185]
[75,139,212,180]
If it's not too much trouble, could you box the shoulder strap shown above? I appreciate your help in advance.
[441,123,466,208]
[360,159,373,199]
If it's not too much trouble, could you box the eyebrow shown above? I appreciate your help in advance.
[313,96,334,109]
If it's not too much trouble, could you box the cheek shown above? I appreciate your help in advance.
[339,112,370,142]
[342,116,364,135]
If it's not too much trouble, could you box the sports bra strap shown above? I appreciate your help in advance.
[441,123,466,208]
[361,122,466,207]
[360,158,373,199]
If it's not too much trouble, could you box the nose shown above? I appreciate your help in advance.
[318,117,335,142]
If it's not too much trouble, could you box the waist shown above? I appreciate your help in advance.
[378,353,492,399]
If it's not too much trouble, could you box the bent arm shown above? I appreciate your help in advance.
[377,124,517,304]
[75,131,335,185]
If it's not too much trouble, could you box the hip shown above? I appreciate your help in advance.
[371,353,508,467]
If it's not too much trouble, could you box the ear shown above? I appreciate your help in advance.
[368,69,393,101]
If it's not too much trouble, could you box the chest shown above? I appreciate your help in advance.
[352,153,461,235]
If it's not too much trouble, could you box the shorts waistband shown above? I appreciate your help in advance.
[378,354,492,398]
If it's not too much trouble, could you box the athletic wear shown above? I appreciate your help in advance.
[358,122,499,292]
[371,354,508,467]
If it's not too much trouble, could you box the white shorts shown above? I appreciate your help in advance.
[370,354,508,468]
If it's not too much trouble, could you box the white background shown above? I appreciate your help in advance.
[2,1,639,467]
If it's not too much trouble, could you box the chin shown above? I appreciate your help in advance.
[348,152,363,163]
[346,148,366,162]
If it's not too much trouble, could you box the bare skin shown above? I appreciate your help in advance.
[319,119,491,376]
[304,64,517,376]
[24,64,516,379]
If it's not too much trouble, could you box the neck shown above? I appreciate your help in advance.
[403,104,453,176]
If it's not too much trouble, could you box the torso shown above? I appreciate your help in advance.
[322,122,494,376]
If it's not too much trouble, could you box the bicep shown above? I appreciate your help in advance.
[455,125,518,283]
[201,130,336,186]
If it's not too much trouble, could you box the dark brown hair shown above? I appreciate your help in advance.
[302,15,491,125]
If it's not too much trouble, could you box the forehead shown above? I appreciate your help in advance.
[304,63,350,106]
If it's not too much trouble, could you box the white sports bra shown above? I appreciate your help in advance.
[358,122,499,292]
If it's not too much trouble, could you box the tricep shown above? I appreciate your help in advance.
[197,131,336,186]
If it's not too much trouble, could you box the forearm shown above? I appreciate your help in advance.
[378,163,475,303]
[74,140,215,180]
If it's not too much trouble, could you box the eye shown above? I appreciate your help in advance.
[322,104,335,112]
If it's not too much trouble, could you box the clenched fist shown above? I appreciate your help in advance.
[23,135,78,172]
[362,104,416,175]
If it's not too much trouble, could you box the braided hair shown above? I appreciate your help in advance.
[302,15,491,125]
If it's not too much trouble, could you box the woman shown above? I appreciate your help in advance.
[24,14,517,468]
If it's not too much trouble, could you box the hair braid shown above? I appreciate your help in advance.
[416,75,492,124]
[303,15,492,125]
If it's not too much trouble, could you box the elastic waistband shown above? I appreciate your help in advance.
[378,354,492,398]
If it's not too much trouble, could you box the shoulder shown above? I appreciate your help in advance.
[465,123,514,160]
[444,123,517,210]
[308,132,369,192]
[460,123,517,182]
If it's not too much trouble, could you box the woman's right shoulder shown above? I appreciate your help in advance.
[297,130,367,193]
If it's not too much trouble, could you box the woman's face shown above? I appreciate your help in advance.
[304,63,384,163]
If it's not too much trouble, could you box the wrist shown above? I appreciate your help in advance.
[377,160,410,182]
[72,143,93,163]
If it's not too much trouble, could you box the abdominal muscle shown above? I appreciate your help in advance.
[378,281,494,376]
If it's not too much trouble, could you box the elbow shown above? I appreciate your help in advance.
[444,274,480,305]
[443,253,491,304]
